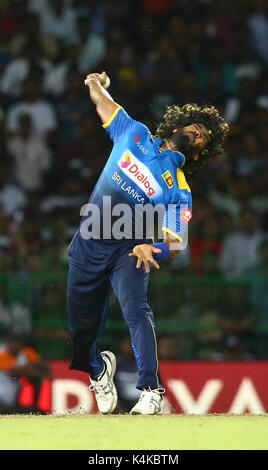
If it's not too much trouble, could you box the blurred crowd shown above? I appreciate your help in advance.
[0,0,268,360]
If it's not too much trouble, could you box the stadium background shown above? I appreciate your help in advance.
[0,0,267,414]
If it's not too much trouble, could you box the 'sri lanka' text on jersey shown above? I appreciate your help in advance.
[81,106,192,242]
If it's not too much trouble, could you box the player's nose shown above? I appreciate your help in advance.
[193,128,200,138]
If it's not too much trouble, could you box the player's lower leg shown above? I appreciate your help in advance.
[89,351,118,414]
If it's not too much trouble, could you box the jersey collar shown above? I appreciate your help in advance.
[155,137,185,168]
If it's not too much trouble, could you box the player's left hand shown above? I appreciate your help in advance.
[128,244,161,273]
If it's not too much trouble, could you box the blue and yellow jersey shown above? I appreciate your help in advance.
[80,106,192,242]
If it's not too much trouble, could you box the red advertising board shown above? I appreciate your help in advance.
[160,361,268,415]
[18,361,268,415]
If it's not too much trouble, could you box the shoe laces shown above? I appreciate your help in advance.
[88,381,112,398]
[141,387,165,396]
[139,388,165,407]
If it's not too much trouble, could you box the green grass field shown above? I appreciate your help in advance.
[0,414,268,450]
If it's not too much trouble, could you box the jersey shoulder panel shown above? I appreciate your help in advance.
[176,168,191,193]
[103,107,148,143]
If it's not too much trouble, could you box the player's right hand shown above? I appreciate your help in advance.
[128,244,161,273]
[85,71,108,87]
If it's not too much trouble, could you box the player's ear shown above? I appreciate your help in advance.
[193,154,199,161]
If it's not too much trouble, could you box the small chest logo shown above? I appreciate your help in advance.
[162,170,174,189]
[133,135,149,154]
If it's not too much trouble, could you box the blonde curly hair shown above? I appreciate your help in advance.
[156,103,230,174]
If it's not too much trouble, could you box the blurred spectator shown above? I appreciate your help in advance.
[57,114,107,180]
[205,3,238,48]
[140,36,181,98]
[219,209,263,277]
[55,67,90,141]
[0,296,32,339]
[158,335,180,360]
[5,77,57,142]
[0,39,47,98]
[0,368,19,413]
[142,0,173,15]
[0,333,49,413]
[194,286,223,360]
[0,0,29,38]
[40,172,86,213]
[218,286,257,360]
[248,2,268,66]
[0,299,10,333]
[31,0,77,40]
[7,113,51,191]
[233,132,265,178]
[41,36,70,97]
[0,166,27,216]
[248,238,268,358]
[191,213,223,276]
[224,77,264,124]
[68,15,107,73]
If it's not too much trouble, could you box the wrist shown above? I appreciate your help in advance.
[152,242,170,260]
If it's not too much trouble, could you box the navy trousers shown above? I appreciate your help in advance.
[67,232,162,390]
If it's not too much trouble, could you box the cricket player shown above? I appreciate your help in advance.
[67,71,229,415]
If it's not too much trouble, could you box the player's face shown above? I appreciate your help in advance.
[182,123,211,154]
[172,123,211,159]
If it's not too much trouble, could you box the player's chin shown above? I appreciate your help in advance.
[183,132,195,144]
[187,144,202,160]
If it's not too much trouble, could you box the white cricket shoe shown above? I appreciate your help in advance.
[89,351,118,414]
[130,388,164,415]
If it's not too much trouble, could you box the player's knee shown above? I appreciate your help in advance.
[121,299,152,325]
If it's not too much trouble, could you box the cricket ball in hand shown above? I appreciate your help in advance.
[102,75,110,89]
[84,75,110,89]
